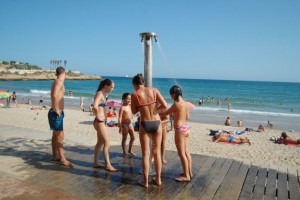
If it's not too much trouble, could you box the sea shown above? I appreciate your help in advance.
[1,77,300,132]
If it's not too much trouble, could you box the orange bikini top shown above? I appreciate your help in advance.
[134,89,157,108]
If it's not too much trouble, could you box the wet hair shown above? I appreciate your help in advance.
[56,66,65,76]
[281,132,287,139]
[96,79,113,93]
[169,85,182,102]
[132,74,145,86]
[122,93,130,100]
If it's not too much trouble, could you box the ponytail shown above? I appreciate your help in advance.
[96,79,113,93]
[169,85,182,102]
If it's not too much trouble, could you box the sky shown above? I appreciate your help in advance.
[1,0,299,82]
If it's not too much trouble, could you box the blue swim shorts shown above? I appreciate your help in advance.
[48,108,64,131]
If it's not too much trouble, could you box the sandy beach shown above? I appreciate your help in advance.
[0,105,299,171]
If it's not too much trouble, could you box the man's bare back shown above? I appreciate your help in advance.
[51,79,65,115]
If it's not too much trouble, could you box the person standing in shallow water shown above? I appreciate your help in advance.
[48,67,74,167]
[131,74,167,188]
[92,79,117,172]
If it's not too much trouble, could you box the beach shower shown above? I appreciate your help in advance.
[140,32,158,87]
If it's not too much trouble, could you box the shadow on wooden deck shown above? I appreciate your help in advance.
[0,137,299,200]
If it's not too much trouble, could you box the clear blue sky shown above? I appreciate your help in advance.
[1,0,299,82]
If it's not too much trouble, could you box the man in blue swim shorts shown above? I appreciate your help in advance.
[48,67,74,168]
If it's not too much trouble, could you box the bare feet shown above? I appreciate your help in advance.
[60,160,74,168]
[123,153,127,158]
[138,180,148,188]
[162,159,168,164]
[151,177,162,186]
[128,151,136,157]
[105,165,117,172]
[180,173,193,179]
[175,176,190,182]
[51,158,61,163]
[93,163,105,169]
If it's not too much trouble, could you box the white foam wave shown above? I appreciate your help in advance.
[194,107,300,118]
[30,90,50,94]
[64,96,80,99]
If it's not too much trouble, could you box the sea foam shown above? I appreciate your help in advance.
[195,107,300,118]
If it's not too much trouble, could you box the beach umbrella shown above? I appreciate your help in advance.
[0,90,11,99]
[186,102,196,110]
[106,100,122,108]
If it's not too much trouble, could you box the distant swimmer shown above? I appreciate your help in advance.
[267,121,273,128]
[206,96,210,102]
[228,102,231,111]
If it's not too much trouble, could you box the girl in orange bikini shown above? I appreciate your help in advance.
[131,74,167,188]
[160,85,192,182]
[118,93,136,158]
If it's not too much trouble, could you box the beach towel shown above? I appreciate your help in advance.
[227,131,245,135]
[271,137,299,147]
[107,120,118,127]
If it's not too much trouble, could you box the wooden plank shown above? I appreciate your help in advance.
[238,165,259,200]
[31,146,93,189]
[176,157,225,199]
[211,160,241,200]
[50,145,131,199]
[147,152,189,199]
[171,155,216,200]
[103,148,178,199]
[264,168,278,200]
[251,167,267,200]
[223,162,250,200]
[151,153,208,200]
[66,146,127,198]
[288,168,300,200]
[199,158,234,200]
[277,166,288,200]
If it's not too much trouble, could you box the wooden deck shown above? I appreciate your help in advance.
[0,130,300,199]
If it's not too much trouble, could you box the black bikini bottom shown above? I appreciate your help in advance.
[141,120,160,134]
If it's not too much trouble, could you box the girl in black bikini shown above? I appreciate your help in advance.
[131,74,167,188]
[92,79,117,172]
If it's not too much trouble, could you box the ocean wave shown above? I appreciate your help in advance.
[64,96,80,99]
[195,107,300,118]
[30,89,50,94]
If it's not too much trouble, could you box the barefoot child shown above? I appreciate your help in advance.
[160,85,192,182]
[118,93,136,158]
[159,111,169,164]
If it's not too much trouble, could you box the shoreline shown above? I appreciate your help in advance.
[0,105,299,169]
[0,76,102,81]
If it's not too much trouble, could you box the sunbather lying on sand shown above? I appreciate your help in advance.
[213,133,251,145]
[281,132,300,145]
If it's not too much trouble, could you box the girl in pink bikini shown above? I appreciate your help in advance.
[160,85,192,182]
